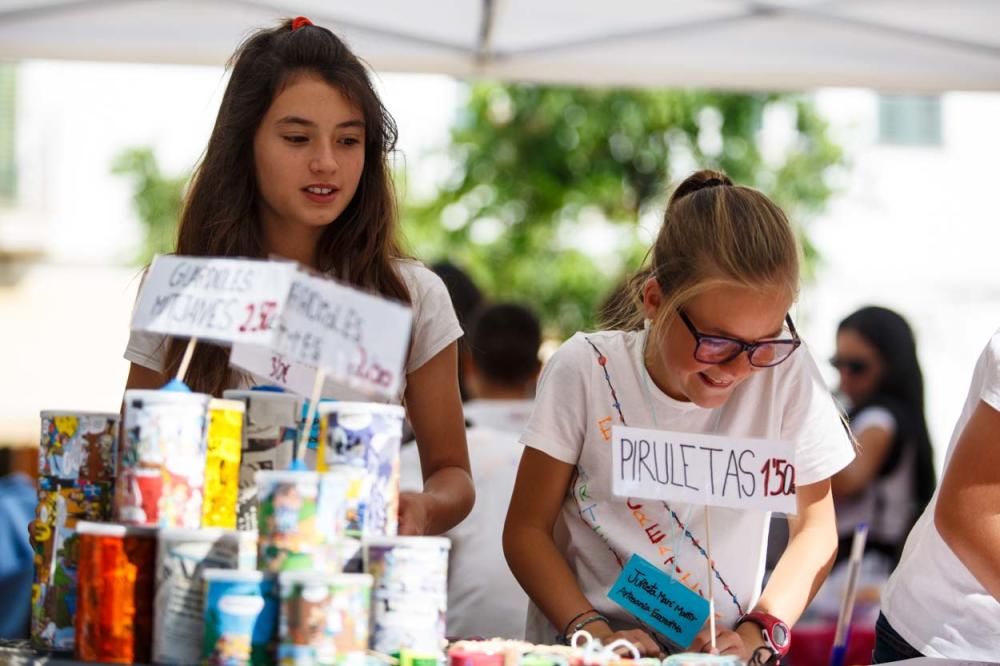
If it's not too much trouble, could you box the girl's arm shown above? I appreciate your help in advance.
[830,424,893,497]
[401,341,475,535]
[733,479,838,651]
[934,399,1000,600]
[503,447,661,655]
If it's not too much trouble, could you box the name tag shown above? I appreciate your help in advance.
[608,554,709,650]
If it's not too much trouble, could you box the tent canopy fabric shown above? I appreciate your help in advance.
[0,0,998,92]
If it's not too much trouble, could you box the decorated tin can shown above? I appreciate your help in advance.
[364,536,450,656]
[256,470,349,573]
[202,399,246,529]
[223,390,300,531]
[117,389,210,527]
[31,410,119,651]
[202,569,279,666]
[317,403,404,536]
[153,528,258,665]
[75,522,157,664]
[277,571,373,666]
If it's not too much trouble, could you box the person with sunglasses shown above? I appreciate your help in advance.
[504,170,854,660]
[825,308,936,596]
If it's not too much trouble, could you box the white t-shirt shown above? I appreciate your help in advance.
[881,329,1000,660]
[124,259,463,402]
[400,400,534,639]
[518,329,855,646]
[835,405,915,546]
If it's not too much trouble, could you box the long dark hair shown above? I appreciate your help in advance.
[164,18,410,395]
[838,306,936,509]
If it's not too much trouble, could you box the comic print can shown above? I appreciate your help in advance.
[255,470,349,574]
[277,571,373,666]
[317,403,405,537]
[364,536,450,656]
[31,410,119,652]
[202,569,279,666]
[117,389,210,527]
[74,522,157,664]
[153,528,258,665]
[223,390,300,531]
[202,399,246,529]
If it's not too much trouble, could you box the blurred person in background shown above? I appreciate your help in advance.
[0,449,36,639]
[402,302,542,639]
[432,261,485,403]
[806,306,936,626]
[831,306,935,569]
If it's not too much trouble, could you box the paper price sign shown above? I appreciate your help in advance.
[229,344,318,397]
[611,425,797,514]
[130,256,296,346]
[263,273,412,400]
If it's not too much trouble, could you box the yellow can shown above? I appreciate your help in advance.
[202,399,245,528]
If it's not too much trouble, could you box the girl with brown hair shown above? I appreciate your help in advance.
[504,171,854,659]
[122,17,473,535]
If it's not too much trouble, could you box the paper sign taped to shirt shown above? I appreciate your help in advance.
[609,554,709,650]
[130,255,296,346]
[611,425,797,514]
[231,273,412,400]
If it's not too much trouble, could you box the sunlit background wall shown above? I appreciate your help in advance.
[0,59,998,474]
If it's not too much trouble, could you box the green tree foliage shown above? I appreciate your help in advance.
[404,84,844,336]
[112,147,186,264]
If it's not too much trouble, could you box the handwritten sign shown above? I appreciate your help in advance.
[609,554,709,650]
[130,256,296,345]
[231,273,412,401]
[611,425,797,514]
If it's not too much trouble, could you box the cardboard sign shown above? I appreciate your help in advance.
[231,273,412,401]
[609,554,709,650]
[130,256,296,346]
[611,425,798,514]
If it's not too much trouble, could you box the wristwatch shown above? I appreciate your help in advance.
[738,610,791,657]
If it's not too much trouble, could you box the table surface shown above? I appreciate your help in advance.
[3,640,999,666]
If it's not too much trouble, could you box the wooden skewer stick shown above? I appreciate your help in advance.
[175,337,198,383]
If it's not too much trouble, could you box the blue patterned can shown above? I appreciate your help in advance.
[317,403,404,536]
[364,537,450,656]
[202,569,280,666]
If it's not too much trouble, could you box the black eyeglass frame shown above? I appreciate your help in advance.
[676,308,802,368]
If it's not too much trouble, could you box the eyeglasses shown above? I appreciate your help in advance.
[676,308,801,368]
[829,356,871,375]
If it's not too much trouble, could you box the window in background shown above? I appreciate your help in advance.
[878,94,942,147]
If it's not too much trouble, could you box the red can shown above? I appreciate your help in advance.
[74,522,157,664]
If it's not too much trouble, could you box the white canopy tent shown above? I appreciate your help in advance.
[0,0,998,92]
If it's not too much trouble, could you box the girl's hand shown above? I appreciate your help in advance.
[397,491,430,535]
[690,620,764,659]
[588,623,664,657]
